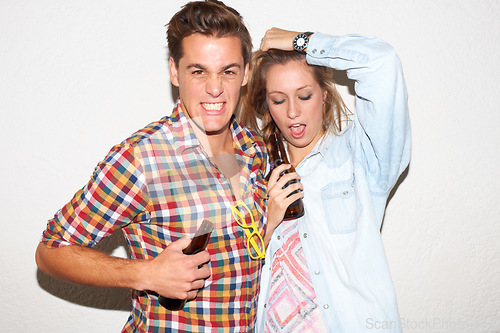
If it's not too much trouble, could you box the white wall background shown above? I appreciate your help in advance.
[1,0,498,332]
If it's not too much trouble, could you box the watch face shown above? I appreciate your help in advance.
[296,37,306,47]
[293,33,308,51]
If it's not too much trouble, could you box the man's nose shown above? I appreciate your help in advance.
[206,74,223,97]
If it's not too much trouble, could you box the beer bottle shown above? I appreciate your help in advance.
[267,132,304,220]
[158,220,213,311]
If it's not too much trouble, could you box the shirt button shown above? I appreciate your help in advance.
[312,49,317,53]
[277,235,281,240]
[264,304,267,308]
[303,233,308,238]
[343,190,349,195]
[314,270,320,275]
[323,304,329,309]
[320,49,325,54]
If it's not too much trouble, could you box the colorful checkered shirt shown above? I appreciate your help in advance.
[41,99,268,332]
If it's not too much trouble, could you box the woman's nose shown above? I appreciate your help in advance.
[287,100,300,119]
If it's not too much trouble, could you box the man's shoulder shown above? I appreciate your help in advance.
[122,116,173,147]
[234,120,266,155]
[248,127,266,154]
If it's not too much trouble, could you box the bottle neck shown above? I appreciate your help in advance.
[269,133,289,164]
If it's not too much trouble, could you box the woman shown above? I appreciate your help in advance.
[240,28,411,332]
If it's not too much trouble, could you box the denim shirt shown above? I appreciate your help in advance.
[257,33,411,332]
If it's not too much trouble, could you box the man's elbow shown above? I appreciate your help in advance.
[35,242,51,274]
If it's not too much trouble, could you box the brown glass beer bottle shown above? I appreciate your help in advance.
[158,220,213,311]
[267,132,304,220]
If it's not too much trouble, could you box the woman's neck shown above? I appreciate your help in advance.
[286,130,326,167]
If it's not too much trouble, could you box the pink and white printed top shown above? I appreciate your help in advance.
[264,218,327,332]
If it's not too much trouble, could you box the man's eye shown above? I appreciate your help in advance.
[224,70,236,75]
[192,70,204,75]
[299,94,312,101]
[272,99,285,105]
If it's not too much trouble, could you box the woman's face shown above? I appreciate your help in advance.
[266,60,326,160]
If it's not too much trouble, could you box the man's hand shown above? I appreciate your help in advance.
[141,236,211,300]
[260,27,300,51]
[35,236,211,301]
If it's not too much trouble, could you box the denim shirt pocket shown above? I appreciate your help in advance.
[320,179,357,233]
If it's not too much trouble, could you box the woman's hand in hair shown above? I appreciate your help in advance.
[263,163,304,247]
[260,27,299,51]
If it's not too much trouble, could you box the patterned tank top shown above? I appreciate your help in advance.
[264,218,327,332]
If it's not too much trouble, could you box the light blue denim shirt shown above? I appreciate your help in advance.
[257,33,411,332]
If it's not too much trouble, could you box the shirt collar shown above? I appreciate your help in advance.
[170,99,200,153]
[230,114,257,158]
[171,98,257,158]
[303,133,334,160]
[296,133,336,175]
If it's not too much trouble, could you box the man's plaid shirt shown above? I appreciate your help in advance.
[41,100,268,332]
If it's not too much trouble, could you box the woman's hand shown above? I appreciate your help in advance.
[264,163,304,246]
[260,27,301,51]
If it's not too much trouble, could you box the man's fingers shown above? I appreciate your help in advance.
[186,289,200,301]
[167,236,192,252]
[190,279,206,292]
[194,258,211,280]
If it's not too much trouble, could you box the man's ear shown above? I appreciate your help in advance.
[241,62,249,87]
[169,57,180,87]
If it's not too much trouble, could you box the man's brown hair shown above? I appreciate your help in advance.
[167,0,252,67]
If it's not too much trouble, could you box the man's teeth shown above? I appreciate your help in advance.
[291,124,301,127]
[203,102,224,110]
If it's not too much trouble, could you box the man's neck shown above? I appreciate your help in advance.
[189,120,233,157]
[189,119,241,200]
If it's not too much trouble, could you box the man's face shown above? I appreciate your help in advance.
[170,33,249,135]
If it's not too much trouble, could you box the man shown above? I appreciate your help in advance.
[35,1,267,331]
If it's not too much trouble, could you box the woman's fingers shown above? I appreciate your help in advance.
[268,168,302,210]
[268,163,290,184]
[260,28,299,51]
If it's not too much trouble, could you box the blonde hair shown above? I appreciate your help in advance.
[240,49,349,150]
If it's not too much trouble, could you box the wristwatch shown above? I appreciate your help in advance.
[292,31,313,54]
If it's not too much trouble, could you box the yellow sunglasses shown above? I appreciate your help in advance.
[230,200,265,260]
